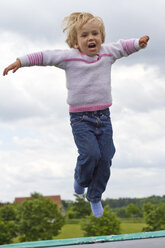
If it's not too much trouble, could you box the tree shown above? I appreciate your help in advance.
[61,199,73,212]
[81,205,120,236]
[17,194,64,242]
[116,207,127,218]
[67,194,91,219]
[143,202,165,231]
[0,220,16,245]
[126,203,141,218]
[0,204,17,244]
[0,204,17,222]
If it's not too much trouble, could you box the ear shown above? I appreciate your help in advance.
[74,44,79,49]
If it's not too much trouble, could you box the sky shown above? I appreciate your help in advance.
[0,0,165,203]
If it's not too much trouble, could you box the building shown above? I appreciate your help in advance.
[14,195,61,209]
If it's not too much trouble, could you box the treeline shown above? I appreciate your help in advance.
[102,195,165,209]
[62,195,165,216]
[62,195,165,222]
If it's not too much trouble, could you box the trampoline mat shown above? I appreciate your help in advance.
[54,237,165,248]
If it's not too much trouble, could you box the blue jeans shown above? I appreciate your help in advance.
[70,108,115,202]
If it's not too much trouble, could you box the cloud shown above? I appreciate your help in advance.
[0,0,64,42]
[0,30,68,122]
[0,125,76,202]
[112,64,165,113]
[110,65,165,171]
[0,80,48,121]
[106,167,165,198]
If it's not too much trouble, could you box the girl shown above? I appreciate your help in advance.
[3,12,149,217]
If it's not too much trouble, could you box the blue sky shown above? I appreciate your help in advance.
[0,0,165,202]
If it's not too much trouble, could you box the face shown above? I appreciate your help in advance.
[76,21,103,56]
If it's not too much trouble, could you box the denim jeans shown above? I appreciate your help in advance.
[70,108,115,203]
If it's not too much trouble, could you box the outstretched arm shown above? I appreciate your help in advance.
[3,59,21,76]
[139,35,150,48]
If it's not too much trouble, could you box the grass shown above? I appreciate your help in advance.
[13,220,147,242]
[54,224,84,239]
[54,221,147,240]
[120,222,147,234]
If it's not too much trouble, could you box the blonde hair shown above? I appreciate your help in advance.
[63,12,105,48]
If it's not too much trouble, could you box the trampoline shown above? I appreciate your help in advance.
[1,230,165,248]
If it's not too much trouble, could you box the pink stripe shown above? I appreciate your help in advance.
[69,103,112,112]
[27,52,43,65]
[64,54,112,64]
[121,39,136,55]
[34,54,38,64]
[101,54,113,58]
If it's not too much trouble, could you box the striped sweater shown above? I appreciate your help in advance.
[18,39,141,112]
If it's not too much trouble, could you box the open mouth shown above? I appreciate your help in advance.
[88,43,96,49]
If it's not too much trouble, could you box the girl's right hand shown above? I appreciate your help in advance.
[3,59,21,76]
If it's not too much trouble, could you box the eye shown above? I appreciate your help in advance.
[81,33,87,38]
[92,31,99,36]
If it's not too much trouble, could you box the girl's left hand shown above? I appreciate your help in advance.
[139,35,150,48]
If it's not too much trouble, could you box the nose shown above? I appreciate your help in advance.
[88,34,94,41]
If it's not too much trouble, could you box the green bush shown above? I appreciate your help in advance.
[143,202,165,231]
[81,205,120,236]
